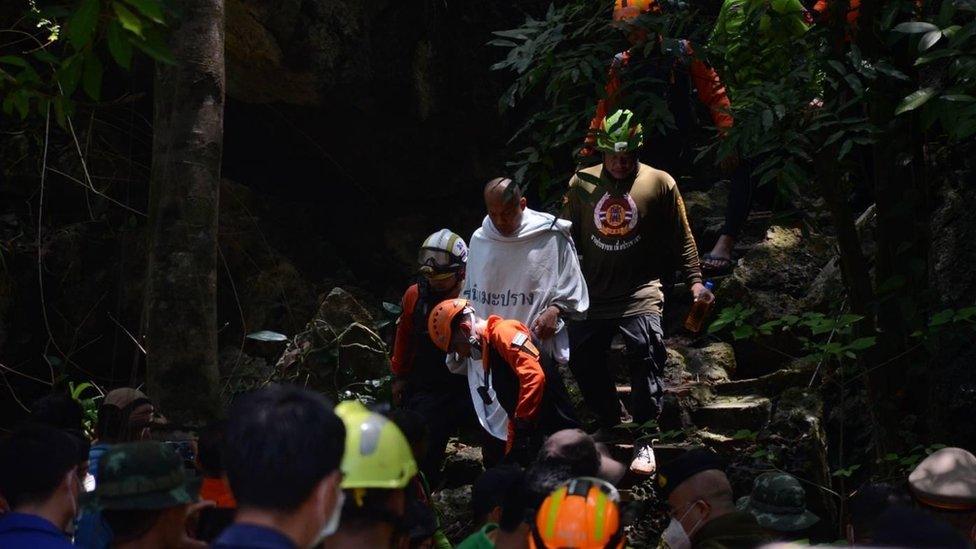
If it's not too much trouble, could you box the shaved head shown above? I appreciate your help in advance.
[484,177,522,203]
[667,469,736,538]
[678,470,735,508]
[484,177,526,236]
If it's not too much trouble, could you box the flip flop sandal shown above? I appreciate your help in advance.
[701,252,734,275]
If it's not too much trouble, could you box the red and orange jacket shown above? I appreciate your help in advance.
[391,283,465,391]
[481,316,546,450]
[200,477,236,509]
[391,283,423,377]
[583,45,733,154]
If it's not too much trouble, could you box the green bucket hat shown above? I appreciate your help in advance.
[736,472,819,532]
[90,441,200,511]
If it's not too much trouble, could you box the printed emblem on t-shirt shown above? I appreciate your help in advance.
[594,192,639,237]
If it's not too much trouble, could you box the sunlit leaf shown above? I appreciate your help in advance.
[918,30,943,51]
[113,2,144,38]
[893,21,940,33]
[123,0,164,24]
[246,330,289,342]
[895,87,937,115]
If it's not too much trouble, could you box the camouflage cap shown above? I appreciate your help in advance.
[736,472,819,532]
[92,441,200,510]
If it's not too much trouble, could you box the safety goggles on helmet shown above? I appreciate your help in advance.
[530,477,625,549]
[418,229,467,274]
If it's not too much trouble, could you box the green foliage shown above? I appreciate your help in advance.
[876,443,947,477]
[69,381,102,438]
[492,0,975,206]
[1,0,173,124]
[709,305,878,369]
[890,1,976,140]
[832,463,861,478]
[490,2,697,192]
[707,303,757,339]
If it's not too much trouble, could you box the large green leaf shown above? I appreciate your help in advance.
[57,55,83,96]
[131,26,176,64]
[67,0,100,50]
[123,0,164,23]
[82,52,103,100]
[918,29,942,51]
[106,20,133,68]
[895,87,937,115]
[113,2,143,37]
[0,55,28,67]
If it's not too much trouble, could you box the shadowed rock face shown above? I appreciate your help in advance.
[718,225,835,377]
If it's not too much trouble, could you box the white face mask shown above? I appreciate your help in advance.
[659,518,691,549]
[658,501,704,549]
[312,484,344,546]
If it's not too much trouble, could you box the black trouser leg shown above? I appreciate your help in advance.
[617,314,667,424]
[538,349,581,433]
[721,160,756,239]
[568,319,621,429]
[404,388,471,486]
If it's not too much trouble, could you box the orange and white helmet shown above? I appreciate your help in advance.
[529,477,624,549]
[613,0,655,21]
[427,299,472,352]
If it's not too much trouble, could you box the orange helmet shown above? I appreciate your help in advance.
[529,477,624,549]
[613,0,655,20]
[427,299,470,352]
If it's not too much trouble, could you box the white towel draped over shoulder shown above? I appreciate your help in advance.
[460,208,589,439]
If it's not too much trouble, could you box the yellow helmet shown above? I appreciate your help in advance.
[335,400,417,490]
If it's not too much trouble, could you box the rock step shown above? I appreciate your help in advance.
[606,441,701,466]
[692,395,771,434]
[713,366,813,397]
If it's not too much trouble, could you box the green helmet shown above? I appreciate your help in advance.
[595,109,644,153]
[335,400,417,490]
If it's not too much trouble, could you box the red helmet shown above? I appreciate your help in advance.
[427,299,471,352]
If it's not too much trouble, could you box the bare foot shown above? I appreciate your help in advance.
[703,235,736,272]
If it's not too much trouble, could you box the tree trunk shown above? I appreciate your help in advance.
[856,0,931,452]
[142,0,225,426]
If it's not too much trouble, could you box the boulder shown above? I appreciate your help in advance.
[758,388,836,539]
[432,485,473,544]
[717,225,835,377]
[441,441,484,489]
[219,346,273,384]
[802,204,876,313]
[683,342,736,383]
[275,287,389,398]
[682,182,729,246]
[926,175,976,443]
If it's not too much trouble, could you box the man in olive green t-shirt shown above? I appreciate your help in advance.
[562,109,713,476]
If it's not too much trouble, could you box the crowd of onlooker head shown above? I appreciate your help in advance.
[2,383,976,548]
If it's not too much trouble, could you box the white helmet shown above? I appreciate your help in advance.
[418,229,467,273]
